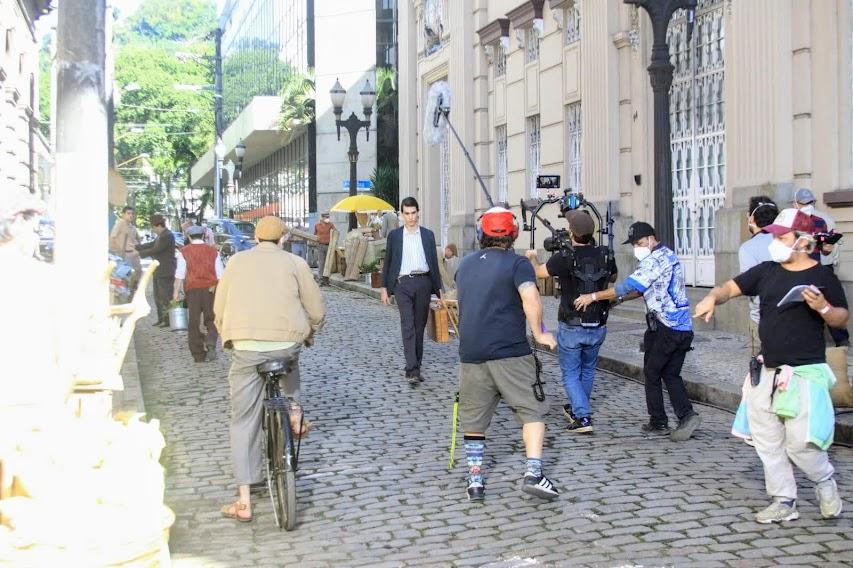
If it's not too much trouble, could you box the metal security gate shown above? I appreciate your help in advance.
[668,0,725,286]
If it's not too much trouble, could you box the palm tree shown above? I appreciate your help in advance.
[278,68,315,138]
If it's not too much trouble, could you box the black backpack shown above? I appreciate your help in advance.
[557,246,615,327]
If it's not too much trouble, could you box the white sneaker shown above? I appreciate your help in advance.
[756,500,799,524]
[816,478,843,519]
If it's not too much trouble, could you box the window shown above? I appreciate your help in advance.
[525,28,539,63]
[566,102,582,192]
[565,3,581,45]
[495,47,506,78]
[495,125,508,204]
[527,115,541,197]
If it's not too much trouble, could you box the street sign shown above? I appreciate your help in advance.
[342,179,373,192]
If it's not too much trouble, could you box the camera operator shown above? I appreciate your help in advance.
[526,210,616,433]
[694,208,846,524]
[574,222,702,442]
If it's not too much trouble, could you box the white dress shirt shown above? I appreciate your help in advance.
[399,226,429,276]
[175,238,225,280]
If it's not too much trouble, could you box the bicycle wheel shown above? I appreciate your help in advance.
[272,410,297,530]
[263,409,283,529]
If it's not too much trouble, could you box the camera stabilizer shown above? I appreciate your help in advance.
[519,175,615,255]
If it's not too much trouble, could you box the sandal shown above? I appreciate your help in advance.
[290,418,313,439]
[220,501,252,522]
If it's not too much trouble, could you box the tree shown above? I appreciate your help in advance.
[116,0,216,44]
[38,42,51,138]
[278,68,315,138]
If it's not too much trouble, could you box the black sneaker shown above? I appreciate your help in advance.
[407,371,419,386]
[522,473,559,500]
[670,413,702,442]
[641,422,670,434]
[562,404,575,424]
[466,478,485,502]
[566,416,593,434]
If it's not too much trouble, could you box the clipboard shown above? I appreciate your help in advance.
[776,284,823,307]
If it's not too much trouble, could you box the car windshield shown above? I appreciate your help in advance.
[233,222,255,237]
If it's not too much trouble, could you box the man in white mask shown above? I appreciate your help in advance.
[694,208,847,524]
[574,221,701,442]
[793,188,847,347]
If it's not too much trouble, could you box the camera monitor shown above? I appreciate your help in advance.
[536,174,561,190]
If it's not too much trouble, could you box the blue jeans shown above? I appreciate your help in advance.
[557,323,607,419]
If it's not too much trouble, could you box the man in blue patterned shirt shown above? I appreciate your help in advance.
[574,221,701,441]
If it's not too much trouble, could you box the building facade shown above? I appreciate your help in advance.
[191,0,393,226]
[399,0,853,334]
[0,0,52,213]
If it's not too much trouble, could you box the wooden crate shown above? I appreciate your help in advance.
[427,305,450,343]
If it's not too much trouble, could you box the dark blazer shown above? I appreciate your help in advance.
[137,228,177,277]
[381,226,442,296]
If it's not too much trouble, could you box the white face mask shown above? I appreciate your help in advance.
[768,237,804,263]
[799,205,815,216]
[634,246,652,262]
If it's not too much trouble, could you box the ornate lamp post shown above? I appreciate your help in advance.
[330,78,376,230]
[624,0,696,248]
[213,137,225,218]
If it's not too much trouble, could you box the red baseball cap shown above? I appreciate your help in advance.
[763,208,816,236]
[480,207,519,239]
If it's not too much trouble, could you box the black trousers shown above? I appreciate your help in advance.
[395,274,432,374]
[642,325,694,425]
[153,275,175,323]
[187,288,217,360]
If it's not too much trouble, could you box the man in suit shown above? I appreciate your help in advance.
[136,214,177,327]
[381,197,442,385]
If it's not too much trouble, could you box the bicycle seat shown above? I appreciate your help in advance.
[257,358,293,375]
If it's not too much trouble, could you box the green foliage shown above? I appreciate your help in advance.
[370,165,399,211]
[375,66,398,170]
[222,42,293,123]
[375,67,396,109]
[38,44,51,138]
[113,0,217,217]
[359,259,380,274]
[278,68,315,136]
[116,0,216,44]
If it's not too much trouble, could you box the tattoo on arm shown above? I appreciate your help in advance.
[518,281,536,293]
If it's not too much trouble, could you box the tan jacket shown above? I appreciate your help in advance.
[109,218,139,255]
[214,242,325,347]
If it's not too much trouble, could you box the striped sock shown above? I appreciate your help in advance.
[464,435,485,486]
[526,457,542,478]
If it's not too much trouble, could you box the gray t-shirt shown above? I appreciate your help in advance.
[738,232,773,323]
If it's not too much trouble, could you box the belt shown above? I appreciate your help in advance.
[398,271,429,280]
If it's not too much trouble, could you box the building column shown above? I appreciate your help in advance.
[398,0,419,205]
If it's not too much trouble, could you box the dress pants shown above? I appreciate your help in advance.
[395,274,432,374]
[317,244,329,277]
[153,275,174,323]
[186,288,217,361]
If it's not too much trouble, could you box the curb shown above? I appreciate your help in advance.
[327,275,853,445]
[113,333,147,416]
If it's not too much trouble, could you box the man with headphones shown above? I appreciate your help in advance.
[455,207,558,502]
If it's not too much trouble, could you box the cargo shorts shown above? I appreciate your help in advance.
[459,354,549,432]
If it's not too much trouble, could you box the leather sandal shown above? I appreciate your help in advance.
[220,501,252,522]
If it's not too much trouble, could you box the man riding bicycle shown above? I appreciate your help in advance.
[214,216,325,522]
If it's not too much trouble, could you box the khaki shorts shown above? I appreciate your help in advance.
[459,354,549,432]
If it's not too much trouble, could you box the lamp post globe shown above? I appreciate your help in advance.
[359,78,376,113]
[329,78,346,113]
[234,140,246,159]
[214,137,225,160]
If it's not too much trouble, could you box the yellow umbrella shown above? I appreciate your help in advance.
[330,195,395,213]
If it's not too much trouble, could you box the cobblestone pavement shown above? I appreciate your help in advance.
[135,287,853,568]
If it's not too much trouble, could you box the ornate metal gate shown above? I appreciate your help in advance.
[668,0,725,286]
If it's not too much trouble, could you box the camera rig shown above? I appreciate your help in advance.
[520,175,615,254]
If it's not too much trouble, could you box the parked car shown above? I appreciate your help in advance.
[38,218,54,262]
[207,218,256,260]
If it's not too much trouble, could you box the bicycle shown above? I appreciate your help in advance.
[257,357,304,530]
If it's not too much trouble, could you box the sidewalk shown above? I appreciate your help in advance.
[328,273,853,445]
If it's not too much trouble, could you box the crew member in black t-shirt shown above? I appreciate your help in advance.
[694,208,847,524]
[526,210,616,434]
[455,207,558,502]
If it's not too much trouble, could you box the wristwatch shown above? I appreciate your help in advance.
[616,295,624,305]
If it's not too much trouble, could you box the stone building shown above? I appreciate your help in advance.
[0,0,52,212]
[398,0,853,334]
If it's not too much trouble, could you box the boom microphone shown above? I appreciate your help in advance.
[425,81,451,144]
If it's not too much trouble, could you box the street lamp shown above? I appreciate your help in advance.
[330,77,376,230]
[214,136,225,217]
[234,140,246,179]
[624,0,696,248]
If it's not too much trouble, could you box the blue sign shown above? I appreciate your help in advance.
[342,179,373,191]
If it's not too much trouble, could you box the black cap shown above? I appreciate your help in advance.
[623,221,656,244]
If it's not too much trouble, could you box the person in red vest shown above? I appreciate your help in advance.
[174,225,224,362]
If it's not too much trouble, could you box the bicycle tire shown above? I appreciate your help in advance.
[263,409,283,529]
[273,410,297,530]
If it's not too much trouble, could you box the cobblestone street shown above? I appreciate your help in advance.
[135,287,853,567]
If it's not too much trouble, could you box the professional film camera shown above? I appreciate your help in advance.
[519,175,615,254]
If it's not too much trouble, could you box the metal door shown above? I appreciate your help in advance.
[668,0,725,286]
